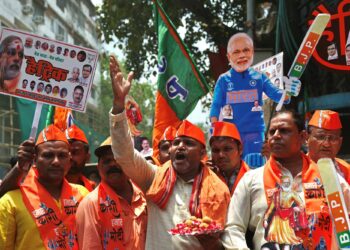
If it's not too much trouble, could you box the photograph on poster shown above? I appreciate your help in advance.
[0,28,98,112]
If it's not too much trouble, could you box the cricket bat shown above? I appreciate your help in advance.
[317,158,350,248]
[275,14,330,111]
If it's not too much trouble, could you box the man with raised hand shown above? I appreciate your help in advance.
[307,110,350,183]
[209,121,250,195]
[109,55,230,250]
[76,137,147,250]
[221,110,350,249]
[0,125,88,249]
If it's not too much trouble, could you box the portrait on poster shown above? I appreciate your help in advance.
[253,52,283,100]
[221,104,233,119]
[0,28,99,112]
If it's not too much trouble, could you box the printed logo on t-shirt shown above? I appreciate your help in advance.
[249,80,257,87]
[226,89,258,104]
[227,82,234,91]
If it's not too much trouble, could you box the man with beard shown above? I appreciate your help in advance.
[108,55,230,250]
[209,33,299,168]
[0,125,94,197]
[221,110,350,249]
[0,125,88,249]
[307,110,350,183]
[65,125,96,191]
[209,121,250,195]
[76,137,147,250]
[0,35,24,93]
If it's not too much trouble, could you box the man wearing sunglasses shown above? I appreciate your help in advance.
[307,110,350,183]
[0,35,24,93]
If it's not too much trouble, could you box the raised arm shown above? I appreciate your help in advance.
[0,139,34,198]
[109,55,156,192]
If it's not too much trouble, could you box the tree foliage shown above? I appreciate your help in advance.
[98,54,155,140]
[97,0,246,81]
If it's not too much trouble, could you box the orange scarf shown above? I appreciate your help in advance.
[98,182,125,250]
[263,154,333,249]
[20,168,83,250]
[147,161,230,225]
[80,175,96,192]
[218,160,250,195]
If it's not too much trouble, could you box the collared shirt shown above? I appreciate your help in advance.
[221,169,239,192]
[76,182,147,250]
[221,163,350,249]
[0,184,88,250]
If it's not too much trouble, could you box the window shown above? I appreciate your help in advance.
[57,0,66,11]
[32,1,45,24]
[52,21,66,41]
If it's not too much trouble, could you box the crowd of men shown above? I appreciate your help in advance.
[0,32,349,250]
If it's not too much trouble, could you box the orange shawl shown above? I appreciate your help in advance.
[80,175,96,192]
[263,154,333,249]
[218,160,250,195]
[97,182,125,250]
[146,161,230,225]
[20,168,83,250]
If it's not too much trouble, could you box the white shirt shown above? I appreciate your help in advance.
[110,110,204,249]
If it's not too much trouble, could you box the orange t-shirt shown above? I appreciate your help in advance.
[76,182,147,250]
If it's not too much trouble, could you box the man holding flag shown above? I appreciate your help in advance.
[152,0,209,158]
[109,51,229,249]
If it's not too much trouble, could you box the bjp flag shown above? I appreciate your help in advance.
[45,105,74,131]
[152,0,209,157]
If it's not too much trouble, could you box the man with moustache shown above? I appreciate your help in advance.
[76,137,147,250]
[209,33,300,168]
[221,110,350,249]
[0,125,88,249]
[307,110,350,183]
[72,85,84,104]
[0,35,24,93]
[109,55,230,250]
[209,121,250,195]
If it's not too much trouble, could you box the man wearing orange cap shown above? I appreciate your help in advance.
[209,121,250,195]
[0,125,89,249]
[65,125,96,191]
[157,126,177,164]
[108,55,230,249]
[307,110,350,183]
[76,137,147,250]
[0,124,95,197]
[221,110,350,249]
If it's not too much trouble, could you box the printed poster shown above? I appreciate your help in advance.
[0,28,98,112]
[253,52,283,100]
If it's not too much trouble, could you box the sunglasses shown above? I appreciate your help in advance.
[6,48,24,58]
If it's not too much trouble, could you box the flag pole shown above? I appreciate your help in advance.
[29,102,43,139]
